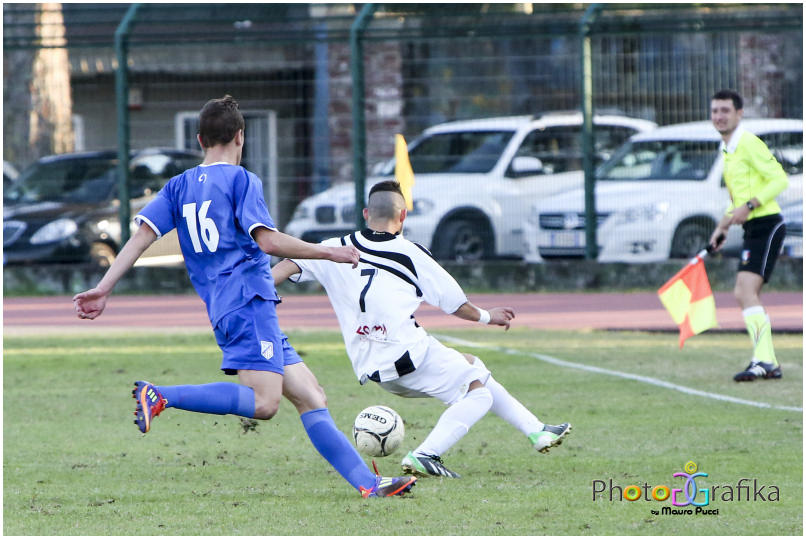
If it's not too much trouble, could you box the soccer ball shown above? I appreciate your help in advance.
[352,405,405,457]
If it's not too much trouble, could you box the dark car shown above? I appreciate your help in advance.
[3,148,202,267]
[4,160,20,191]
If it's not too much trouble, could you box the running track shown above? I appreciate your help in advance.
[3,291,801,334]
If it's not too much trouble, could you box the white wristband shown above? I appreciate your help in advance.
[477,309,491,324]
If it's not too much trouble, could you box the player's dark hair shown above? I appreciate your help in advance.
[198,95,245,149]
[712,89,743,111]
[368,179,404,200]
[367,180,405,221]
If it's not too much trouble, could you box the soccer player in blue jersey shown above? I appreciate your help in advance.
[73,95,415,498]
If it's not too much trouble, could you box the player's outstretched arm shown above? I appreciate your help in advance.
[452,302,515,331]
[253,228,359,268]
[271,259,302,285]
[73,224,158,320]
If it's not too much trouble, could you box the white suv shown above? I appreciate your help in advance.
[523,119,803,262]
[284,112,656,261]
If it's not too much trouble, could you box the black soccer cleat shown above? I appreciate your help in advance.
[734,361,782,382]
[401,452,461,478]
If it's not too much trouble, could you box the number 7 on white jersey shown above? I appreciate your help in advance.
[359,268,377,312]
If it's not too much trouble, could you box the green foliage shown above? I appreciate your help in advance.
[4,329,802,535]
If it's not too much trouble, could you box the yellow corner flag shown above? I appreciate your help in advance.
[395,134,415,211]
[658,252,719,348]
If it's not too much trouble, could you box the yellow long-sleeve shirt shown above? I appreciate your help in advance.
[721,125,789,219]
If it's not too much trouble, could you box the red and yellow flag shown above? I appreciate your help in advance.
[658,254,719,348]
[395,134,415,211]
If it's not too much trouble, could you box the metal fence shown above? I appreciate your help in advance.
[3,3,802,265]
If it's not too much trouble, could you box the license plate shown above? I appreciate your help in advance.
[550,231,584,248]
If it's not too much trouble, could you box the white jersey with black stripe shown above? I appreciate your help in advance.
[289,229,468,382]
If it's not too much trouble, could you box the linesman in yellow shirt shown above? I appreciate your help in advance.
[708,89,788,382]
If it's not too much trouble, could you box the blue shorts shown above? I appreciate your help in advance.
[214,297,303,376]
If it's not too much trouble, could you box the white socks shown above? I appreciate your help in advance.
[473,357,544,435]
[414,387,492,457]
[414,355,549,458]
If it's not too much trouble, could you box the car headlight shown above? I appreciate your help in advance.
[408,199,434,217]
[29,218,78,245]
[612,202,670,226]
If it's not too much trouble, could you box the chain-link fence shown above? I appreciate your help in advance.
[3,3,802,266]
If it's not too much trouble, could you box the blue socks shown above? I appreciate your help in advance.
[153,387,373,492]
[157,383,256,418]
[301,408,376,492]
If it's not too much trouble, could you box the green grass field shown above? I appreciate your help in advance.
[4,328,802,535]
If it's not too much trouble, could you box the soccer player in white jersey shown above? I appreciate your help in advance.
[73,96,416,498]
[272,180,571,478]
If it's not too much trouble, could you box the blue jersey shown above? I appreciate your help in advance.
[136,162,280,326]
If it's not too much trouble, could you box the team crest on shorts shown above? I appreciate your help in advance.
[741,249,751,265]
[261,341,274,360]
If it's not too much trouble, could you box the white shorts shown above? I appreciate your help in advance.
[378,336,491,406]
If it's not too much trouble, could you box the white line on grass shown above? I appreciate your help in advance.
[435,334,803,413]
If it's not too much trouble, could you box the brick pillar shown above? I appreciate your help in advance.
[739,34,784,118]
[327,40,404,184]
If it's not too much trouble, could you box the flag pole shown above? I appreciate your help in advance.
[689,242,716,265]
[658,243,720,348]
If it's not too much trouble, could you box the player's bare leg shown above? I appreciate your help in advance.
[237,369,284,419]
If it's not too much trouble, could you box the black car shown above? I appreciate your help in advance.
[3,148,202,266]
[4,160,20,191]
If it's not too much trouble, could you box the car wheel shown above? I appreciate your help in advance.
[90,242,117,267]
[432,219,492,262]
[670,222,711,259]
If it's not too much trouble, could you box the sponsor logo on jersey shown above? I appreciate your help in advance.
[357,324,388,342]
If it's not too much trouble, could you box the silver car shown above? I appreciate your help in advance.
[286,112,656,261]
[524,119,802,262]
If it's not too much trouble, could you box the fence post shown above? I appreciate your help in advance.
[580,3,604,260]
[114,3,141,246]
[313,21,330,195]
[350,3,376,230]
